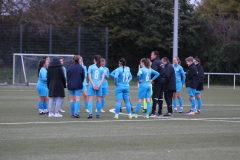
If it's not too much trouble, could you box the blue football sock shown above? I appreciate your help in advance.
[130,101,133,107]
[96,101,102,115]
[197,98,202,110]
[101,98,105,109]
[172,99,177,109]
[43,101,48,110]
[85,101,88,109]
[134,102,142,115]
[88,101,93,114]
[115,102,122,114]
[190,99,196,111]
[38,101,44,110]
[178,97,183,108]
[70,102,74,115]
[146,102,151,115]
[75,100,80,115]
[125,101,132,114]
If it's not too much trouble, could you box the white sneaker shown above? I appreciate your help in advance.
[59,109,65,113]
[54,113,63,117]
[48,113,55,117]
[43,109,48,114]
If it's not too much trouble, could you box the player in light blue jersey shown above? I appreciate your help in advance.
[99,58,109,113]
[79,56,89,113]
[172,57,186,113]
[87,55,105,119]
[36,59,49,115]
[132,58,160,118]
[113,58,133,119]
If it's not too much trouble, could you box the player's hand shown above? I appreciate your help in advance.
[115,83,118,86]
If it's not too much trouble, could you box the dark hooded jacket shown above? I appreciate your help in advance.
[196,63,204,91]
[47,57,66,97]
[164,62,176,92]
[186,63,198,89]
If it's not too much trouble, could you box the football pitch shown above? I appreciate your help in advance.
[0,85,240,160]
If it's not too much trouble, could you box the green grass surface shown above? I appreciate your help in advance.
[0,85,240,160]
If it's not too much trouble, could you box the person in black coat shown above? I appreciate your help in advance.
[150,51,165,117]
[47,57,66,117]
[185,56,199,115]
[161,57,176,116]
[67,55,85,118]
[194,57,204,114]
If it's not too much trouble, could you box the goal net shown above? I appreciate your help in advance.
[13,53,74,85]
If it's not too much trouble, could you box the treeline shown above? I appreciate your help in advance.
[0,0,240,74]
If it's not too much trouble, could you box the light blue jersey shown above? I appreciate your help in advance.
[82,65,87,91]
[173,64,186,92]
[114,66,132,100]
[87,64,104,96]
[101,66,109,95]
[137,67,159,98]
[62,66,67,79]
[36,67,48,96]
[114,66,132,86]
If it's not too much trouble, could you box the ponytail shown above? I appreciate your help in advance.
[37,59,45,77]
[141,58,151,69]
[119,58,126,72]
[94,55,101,68]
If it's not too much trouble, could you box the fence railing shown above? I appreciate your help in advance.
[204,73,240,89]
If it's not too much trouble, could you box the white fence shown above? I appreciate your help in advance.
[205,73,240,89]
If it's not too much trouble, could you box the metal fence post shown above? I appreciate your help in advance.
[105,27,108,66]
[234,74,236,89]
[49,25,52,54]
[20,24,23,53]
[208,74,210,89]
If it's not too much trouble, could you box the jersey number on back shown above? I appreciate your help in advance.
[122,73,129,82]
[94,70,99,79]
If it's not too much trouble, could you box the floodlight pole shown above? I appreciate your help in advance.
[173,0,179,58]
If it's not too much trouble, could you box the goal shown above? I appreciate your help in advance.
[13,53,74,85]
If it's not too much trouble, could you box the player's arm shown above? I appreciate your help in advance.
[150,68,160,82]
[110,69,116,77]
[137,69,142,83]
[88,66,95,87]
[114,69,120,85]
[105,68,110,79]
[180,67,186,85]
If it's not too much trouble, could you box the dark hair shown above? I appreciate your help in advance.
[194,57,201,64]
[152,51,159,58]
[119,58,126,72]
[94,55,101,67]
[37,59,46,77]
[185,56,194,62]
[162,57,169,63]
[59,56,64,60]
[141,58,151,69]
[43,56,49,60]
[72,55,79,64]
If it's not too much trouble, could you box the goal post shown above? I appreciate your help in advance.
[13,53,74,85]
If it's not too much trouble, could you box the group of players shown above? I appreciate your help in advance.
[36,51,204,119]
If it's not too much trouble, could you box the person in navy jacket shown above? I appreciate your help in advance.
[67,55,85,118]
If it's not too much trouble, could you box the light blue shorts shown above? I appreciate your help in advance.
[195,90,201,94]
[68,89,82,96]
[138,84,151,99]
[176,81,183,92]
[115,85,130,101]
[188,87,196,97]
[102,85,109,95]
[82,84,87,91]
[36,84,48,97]
[87,83,102,96]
